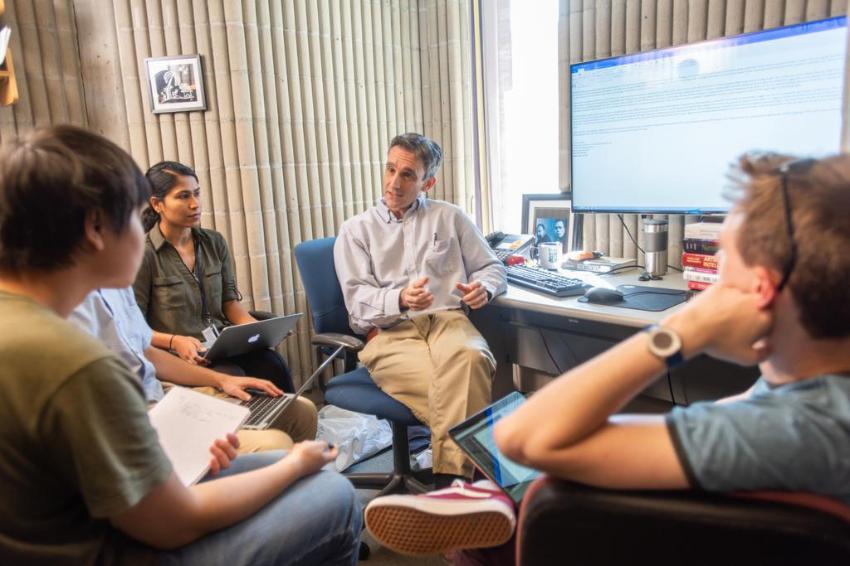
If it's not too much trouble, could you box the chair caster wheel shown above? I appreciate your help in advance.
[359,541,371,561]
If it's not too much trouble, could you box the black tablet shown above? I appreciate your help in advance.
[449,391,541,504]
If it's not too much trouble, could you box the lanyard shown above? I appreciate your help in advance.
[192,242,213,326]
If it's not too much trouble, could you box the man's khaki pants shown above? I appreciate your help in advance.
[358,310,495,477]
[162,383,319,453]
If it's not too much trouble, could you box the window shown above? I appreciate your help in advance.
[482,1,559,234]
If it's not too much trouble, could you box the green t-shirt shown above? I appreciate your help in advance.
[0,291,173,565]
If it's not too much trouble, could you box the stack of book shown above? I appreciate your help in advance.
[682,222,722,291]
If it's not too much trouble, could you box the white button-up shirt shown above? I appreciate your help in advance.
[334,195,507,335]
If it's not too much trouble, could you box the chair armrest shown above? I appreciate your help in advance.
[517,477,850,566]
[311,332,365,352]
[249,310,277,321]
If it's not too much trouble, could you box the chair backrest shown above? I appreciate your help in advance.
[294,237,354,336]
[516,476,850,566]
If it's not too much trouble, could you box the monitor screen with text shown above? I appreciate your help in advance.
[570,16,847,214]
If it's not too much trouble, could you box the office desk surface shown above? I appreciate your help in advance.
[496,268,691,329]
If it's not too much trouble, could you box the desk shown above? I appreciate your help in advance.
[473,269,759,409]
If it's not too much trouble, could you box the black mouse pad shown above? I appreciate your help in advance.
[578,284,689,312]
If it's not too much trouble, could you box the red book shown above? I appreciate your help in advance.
[681,252,718,270]
[688,280,713,291]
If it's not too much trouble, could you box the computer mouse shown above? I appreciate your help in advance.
[583,286,626,305]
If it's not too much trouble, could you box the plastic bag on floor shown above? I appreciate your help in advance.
[316,405,393,472]
[411,447,432,471]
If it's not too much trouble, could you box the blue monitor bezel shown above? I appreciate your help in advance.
[569,15,847,215]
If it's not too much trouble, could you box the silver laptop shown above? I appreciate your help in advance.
[236,346,343,430]
[202,313,302,363]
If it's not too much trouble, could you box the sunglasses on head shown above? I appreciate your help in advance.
[775,158,817,292]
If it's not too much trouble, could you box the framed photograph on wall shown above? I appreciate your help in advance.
[521,193,578,254]
[144,54,207,114]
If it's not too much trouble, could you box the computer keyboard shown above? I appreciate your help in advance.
[241,394,284,427]
[506,265,588,297]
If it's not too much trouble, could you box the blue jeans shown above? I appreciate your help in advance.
[158,451,362,566]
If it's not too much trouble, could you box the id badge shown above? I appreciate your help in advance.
[201,325,219,347]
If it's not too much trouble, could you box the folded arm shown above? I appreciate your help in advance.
[495,284,772,489]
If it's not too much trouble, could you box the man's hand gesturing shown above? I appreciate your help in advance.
[400,277,433,311]
[456,281,489,310]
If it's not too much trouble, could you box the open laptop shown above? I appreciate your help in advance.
[449,391,541,505]
[234,340,344,430]
[202,313,302,363]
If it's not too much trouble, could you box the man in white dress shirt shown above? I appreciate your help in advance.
[334,133,507,486]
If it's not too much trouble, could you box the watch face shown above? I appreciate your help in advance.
[650,326,682,358]
[653,331,675,350]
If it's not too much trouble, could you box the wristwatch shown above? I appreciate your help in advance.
[644,324,684,369]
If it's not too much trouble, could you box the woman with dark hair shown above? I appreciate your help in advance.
[134,161,295,392]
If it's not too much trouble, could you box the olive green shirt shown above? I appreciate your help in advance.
[0,291,173,565]
[134,226,241,339]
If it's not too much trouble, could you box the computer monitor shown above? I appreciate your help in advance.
[570,16,847,214]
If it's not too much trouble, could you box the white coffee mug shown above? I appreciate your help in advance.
[539,242,561,269]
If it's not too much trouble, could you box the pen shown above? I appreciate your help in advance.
[433,232,438,248]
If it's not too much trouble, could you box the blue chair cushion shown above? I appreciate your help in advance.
[324,367,422,426]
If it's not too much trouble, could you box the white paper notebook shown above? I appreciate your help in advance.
[148,387,250,485]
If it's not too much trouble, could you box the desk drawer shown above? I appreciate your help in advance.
[505,321,674,403]
[506,322,616,374]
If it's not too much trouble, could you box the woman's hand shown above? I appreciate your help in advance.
[286,441,338,477]
[218,376,284,401]
[170,334,207,365]
[207,433,240,476]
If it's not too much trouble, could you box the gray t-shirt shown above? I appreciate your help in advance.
[666,374,850,505]
[70,288,164,402]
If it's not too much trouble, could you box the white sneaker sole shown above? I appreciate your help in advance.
[365,495,515,556]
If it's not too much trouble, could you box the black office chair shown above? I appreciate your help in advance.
[516,476,850,566]
[294,237,429,495]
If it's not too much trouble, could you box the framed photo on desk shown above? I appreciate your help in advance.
[522,192,579,254]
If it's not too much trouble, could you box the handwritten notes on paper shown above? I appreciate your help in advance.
[148,387,249,485]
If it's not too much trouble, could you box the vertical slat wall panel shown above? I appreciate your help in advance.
[562,0,849,269]
[0,0,87,143]
[419,0,473,206]
[3,0,473,385]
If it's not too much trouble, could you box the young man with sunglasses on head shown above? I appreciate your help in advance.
[365,152,850,558]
